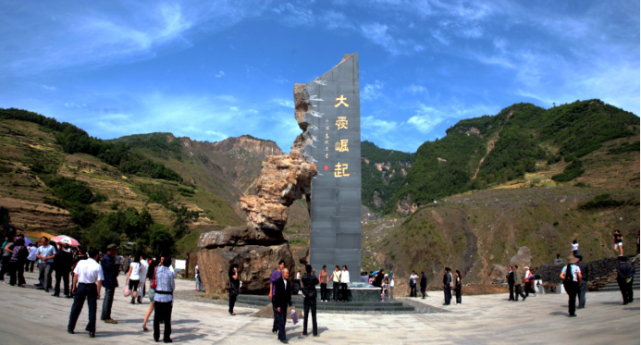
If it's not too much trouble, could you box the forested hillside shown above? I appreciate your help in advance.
[384,100,639,214]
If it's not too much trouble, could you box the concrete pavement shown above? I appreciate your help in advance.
[0,270,638,344]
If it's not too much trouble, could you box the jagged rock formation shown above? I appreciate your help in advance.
[197,86,318,294]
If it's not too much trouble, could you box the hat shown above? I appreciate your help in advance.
[567,256,579,264]
[107,244,117,250]
[524,266,529,270]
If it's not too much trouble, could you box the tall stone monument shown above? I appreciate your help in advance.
[295,53,362,275]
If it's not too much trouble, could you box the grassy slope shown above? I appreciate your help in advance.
[0,119,243,236]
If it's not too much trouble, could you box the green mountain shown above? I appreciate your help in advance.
[361,141,414,211]
[384,100,639,214]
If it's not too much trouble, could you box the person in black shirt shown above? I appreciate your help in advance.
[443,268,452,305]
[228,264,240,315]
[53,243,74,298]
[616,256,635,305]
[274,268,293,344]
[301,264,319,337]
[420,272,428,299]
[506,266,515,301]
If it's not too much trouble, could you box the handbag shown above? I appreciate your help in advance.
[123,282,131,297]
[150,267,158,289]
[290,308,299,324]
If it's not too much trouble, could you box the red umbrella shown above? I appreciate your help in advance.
[51,235,80,247]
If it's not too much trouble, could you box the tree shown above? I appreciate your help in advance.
[150,224,175,257]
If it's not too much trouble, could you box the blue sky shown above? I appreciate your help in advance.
[1,0,639,153]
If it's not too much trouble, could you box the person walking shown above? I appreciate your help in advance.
[443,268,452,305]
[329,265,341,302]
[613,230,624,256]
[409,271,418,297]
[126,254,142,305]
[571,240,579,257]
[560,256,582,317]
[36,238,56,292]
[0,236,14,283]
[339,265,350,302]
[269,260,285,334]
[523,266,535,297]
[8,237,28,287]
[454,270,462,305]
[228,264,240,315]
[318,265,328,302]
[53,243,73,298]
[67,249,103,338]
[100,244,119,324]
[195,264,202,292]
[274,268,293,344]
[576,255,589,309]
[420,271,427,299]
[25,243,37,273]
[301,264,319,337]
[153,256,175,343]
[388,271,395,300]
[616,256,635,305]
[137,255,149,303]
[141,257,161,332]
[506,266,515,301]
[513,265,526,301]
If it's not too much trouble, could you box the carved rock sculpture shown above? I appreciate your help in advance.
[197,84,318,294]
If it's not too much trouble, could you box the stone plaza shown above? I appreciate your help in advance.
[0,271,638,344]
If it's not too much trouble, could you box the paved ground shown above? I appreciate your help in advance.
[1,271,638,344]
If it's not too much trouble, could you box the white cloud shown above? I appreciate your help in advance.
[362,80,384,101]
[272,99,294,108]
[404,84,427,94]
[0,1,267,74]
[320,11,353,30]
[40,84,57,91]
[205,130,228,141]
[407,102,499,134]
[215,71,225,78]
[230,106,239,111]
[272,3,315,27]
[362,115,398,134]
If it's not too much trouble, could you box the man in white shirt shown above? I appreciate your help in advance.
[25,243,37,272]
[137,256,149,303]
[67,249,104,338]
[409,271,419,297]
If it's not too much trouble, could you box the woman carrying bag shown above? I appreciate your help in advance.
[141,257,161,332]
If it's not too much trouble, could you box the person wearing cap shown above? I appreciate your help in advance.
[67,248,103,338]
[616,256,635,305]
[100,244,119,324]
[559,256,582,317]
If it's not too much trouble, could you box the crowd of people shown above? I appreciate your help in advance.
[0,234,176,342]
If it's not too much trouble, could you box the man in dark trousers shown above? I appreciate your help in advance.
[269,260,285,334]
[420,271,428,299]
[506,265,515,301]
[100,244,119,324]
[616,256,635,305]
[53,243,74,298]
[301,264,319,337]
[513,265,527,301]
[576,255,589,308]
[443,267,452,305]
[274,268,293,344]
[67,249,102,338]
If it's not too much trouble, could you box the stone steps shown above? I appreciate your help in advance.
[236,295,416,313]
[596,260,639,292]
